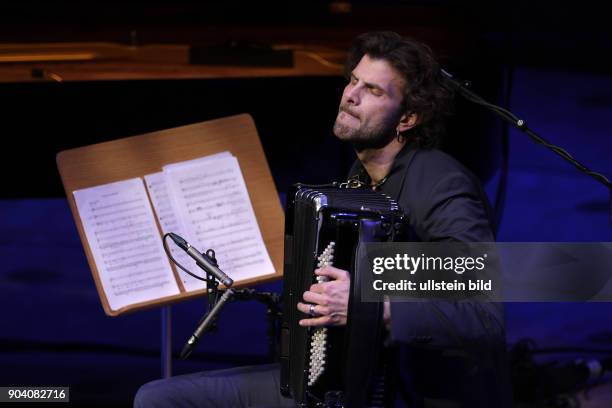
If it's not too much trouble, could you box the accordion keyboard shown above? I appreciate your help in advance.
[308,241,335,386]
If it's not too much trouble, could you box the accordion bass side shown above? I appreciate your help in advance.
[280,184,407,408]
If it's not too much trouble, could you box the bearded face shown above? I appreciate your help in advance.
[333,102,403,151]
[333,55,407,151]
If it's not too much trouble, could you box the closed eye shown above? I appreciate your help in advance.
[349,73,385,96]
[368,86,384,96]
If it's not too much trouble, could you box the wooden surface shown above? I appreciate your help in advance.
[0,42,344,83]
[56,113,285,316]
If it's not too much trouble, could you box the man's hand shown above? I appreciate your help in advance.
[296,266,350,327]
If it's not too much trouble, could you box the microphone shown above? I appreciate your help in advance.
[167,232,234,287]
[180,288,234,359]
[440,68,473,94]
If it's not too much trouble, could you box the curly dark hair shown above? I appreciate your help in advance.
[345,31,454,148]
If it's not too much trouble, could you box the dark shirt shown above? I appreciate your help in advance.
[348,142,495,243]
[348,143,510,408]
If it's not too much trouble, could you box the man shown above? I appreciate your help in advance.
[135,31,509,408]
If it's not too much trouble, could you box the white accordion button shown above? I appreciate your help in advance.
[308,242,336,386]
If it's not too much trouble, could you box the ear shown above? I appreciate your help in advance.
[397,112,418,133]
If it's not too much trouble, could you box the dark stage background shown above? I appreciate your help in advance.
[1,1,612,407]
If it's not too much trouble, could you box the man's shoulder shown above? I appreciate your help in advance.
[402,148,480,189]
[408,148,471,175]
[399,148,495,241]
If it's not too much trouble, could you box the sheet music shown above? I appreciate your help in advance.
[164,154,275,289]
[144,172,205,290]
[73,178,180,311]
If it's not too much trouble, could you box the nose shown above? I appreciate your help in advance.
[344,83,361,106]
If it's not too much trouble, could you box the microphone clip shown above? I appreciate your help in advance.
[201,248,221,306]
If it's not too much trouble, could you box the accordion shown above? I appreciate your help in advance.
[280,183,407,408]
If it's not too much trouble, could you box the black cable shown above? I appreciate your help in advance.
[162,233,207,281]
[205,249,220,307]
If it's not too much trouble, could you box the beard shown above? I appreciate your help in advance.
[333,107,400,152]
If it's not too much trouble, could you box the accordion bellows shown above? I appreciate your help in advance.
[280,183,407,408]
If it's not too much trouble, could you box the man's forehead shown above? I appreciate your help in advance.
[353,54,406,95]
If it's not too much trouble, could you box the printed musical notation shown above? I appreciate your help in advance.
[145,171,204,290]
[73,178,180,311]
[72,152,275,310]
[164,154,274,285]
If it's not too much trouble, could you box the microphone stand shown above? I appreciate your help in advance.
[180,249,234,360]
[176,248,283,361]
[202,249,220,314]
[231,288,283,361]
[441,69,612,225]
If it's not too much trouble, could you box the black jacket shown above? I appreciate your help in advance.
[349,144,511,408]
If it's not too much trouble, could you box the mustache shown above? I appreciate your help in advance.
[339,105,360,119]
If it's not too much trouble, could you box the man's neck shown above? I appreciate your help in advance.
[356,138,406,185]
